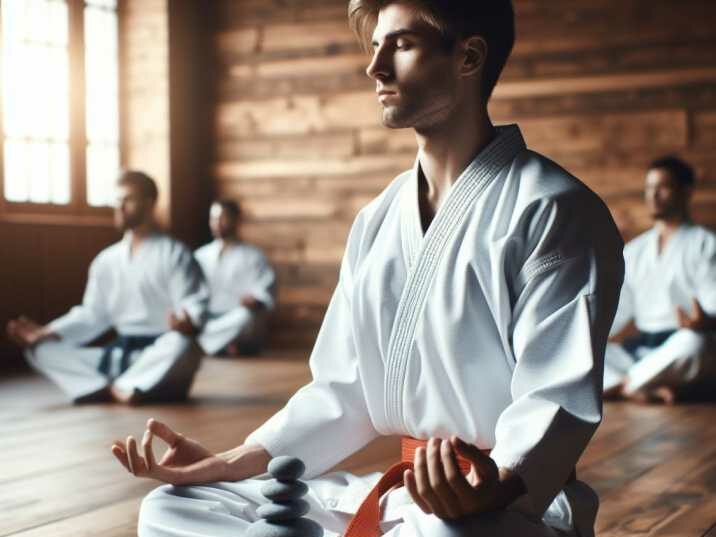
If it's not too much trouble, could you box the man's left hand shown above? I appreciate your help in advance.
[404,436,524,520]
[168,309,198,336]
[677,298,716,331]
[240,295,264,311]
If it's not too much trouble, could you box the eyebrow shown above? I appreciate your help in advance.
[371,29,420,46]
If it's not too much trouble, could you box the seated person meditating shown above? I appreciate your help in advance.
[7,170,209,404]
[604,156,716,403]
[195,200,276,356]
[112,2,623,536]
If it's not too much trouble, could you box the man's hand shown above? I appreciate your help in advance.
[240,295,264,311]
[6,316,59,348]
[168,309,198,336]
[112,419,228,485]
[404,436,525,520]
[677,298,716,331]
[111,419,272,486]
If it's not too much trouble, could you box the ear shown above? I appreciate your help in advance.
[459,35,487,78]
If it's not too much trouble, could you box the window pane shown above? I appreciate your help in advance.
[84,1,119,207]
[86,143,119,207]
[4,140,28,202]
[2,0,70,205]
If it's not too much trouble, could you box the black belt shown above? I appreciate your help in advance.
[622,330,676,357]
[98,334,161,378]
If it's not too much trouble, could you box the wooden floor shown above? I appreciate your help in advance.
[1,353,715,537]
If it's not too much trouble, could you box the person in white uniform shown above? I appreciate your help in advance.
[604,156,716,404]
[111,2,623,536]
[195,200,276,356]
[6,171,209,404]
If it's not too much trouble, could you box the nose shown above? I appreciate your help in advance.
[365,45,391,81]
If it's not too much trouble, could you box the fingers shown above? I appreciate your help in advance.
[148,418,182,447]
[142,429,157,469]
[426,438,461,518]
[126,436,148,476]
[440,438,475,512]
[404,468,432,514]
[692,298,703,316]
[412,440,454,518]
[111,441,130,472]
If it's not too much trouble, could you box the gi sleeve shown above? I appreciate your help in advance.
[609,270,633,336]
[490,192,624,518]
[245,216,379,478]
[247,252,277,311]
[48,256,113,345]
[168,243,210,330]
[692,230,716,316]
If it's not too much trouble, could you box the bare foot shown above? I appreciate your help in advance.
[651,386,678,405]
[109,385,140,405]
[622,386,652,404]
[74,386,112,404]
[603,384,625,400]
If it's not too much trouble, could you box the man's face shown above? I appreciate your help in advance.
[114,183,153,231]
[209,203,237,240]
[644,167,689,219]
[366,2,462,130]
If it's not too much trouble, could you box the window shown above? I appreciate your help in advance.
[0,0,121,217]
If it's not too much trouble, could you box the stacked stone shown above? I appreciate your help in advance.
[245,456,324,537]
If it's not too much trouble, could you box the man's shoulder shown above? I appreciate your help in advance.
[683,224,716,254]
[514,150,594,200]
[92,240,124,265]
[349,168,411,239]
[509,150,614,227]
[194,240,216,259]
[233,241,271,264]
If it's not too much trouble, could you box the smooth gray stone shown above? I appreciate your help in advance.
[256,499,310,521]
[268,457,306,481]
[261,480,308,501]
[244,518,323,537]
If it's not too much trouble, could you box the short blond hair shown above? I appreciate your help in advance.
[348,0,515,101]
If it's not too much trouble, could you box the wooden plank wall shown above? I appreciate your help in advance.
[0,223,118,371]
[211,0,716,348]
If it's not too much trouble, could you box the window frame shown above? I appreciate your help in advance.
[0,0,125,226]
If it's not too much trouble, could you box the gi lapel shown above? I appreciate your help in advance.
[384,125,527,432]
[399,157,423,270]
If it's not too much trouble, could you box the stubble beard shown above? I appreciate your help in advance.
[380,88,455,131]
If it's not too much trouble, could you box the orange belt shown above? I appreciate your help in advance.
[343,437,489,537]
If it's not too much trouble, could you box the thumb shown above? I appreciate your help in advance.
[692,298,703,317]
[148,418,181,447]
[451,436,497,481]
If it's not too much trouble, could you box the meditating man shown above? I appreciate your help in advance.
[604,156,716,403]
[6,170,209,404]
[195,200,276,356]
[112,2,623,535]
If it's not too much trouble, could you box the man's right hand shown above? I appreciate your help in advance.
[6,316,58,348]
[111,419,271,485]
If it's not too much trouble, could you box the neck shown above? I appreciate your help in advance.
[654,213,688,235]
[414,104,495,209]
[126,220,157,244]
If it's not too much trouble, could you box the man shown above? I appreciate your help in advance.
[604,156,716,404]
[6,170,209,404]
[113,2,623,536]
[194,200,276,356]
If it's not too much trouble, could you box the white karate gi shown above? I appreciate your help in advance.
[604,224,716,394]
[26,232,209,402]
[194,240,276,355]
[139,125,624,537]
